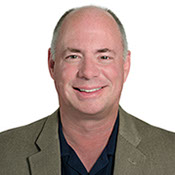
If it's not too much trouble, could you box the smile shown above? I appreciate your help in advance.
[73,87,103,93]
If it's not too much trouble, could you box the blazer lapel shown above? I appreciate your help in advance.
[28,110,61,175]
[113,107,151,175]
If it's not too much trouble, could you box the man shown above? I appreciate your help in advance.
[0,5,175,175]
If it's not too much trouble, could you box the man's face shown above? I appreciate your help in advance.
[49,8,130,116]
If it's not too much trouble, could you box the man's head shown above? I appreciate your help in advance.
[48,6,130,117]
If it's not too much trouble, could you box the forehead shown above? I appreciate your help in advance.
[57,7,122,50]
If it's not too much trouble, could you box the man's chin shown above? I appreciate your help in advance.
[74,106,108,118]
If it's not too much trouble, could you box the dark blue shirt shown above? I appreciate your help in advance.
[59,114,119,175]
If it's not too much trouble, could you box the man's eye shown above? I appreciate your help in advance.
[66,55,78,59]
[100,56,110,60]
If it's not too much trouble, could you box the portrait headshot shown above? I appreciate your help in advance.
[0,0,175,174]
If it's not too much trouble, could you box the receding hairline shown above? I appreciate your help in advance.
[53,6,121,36]
[59,6,117,22]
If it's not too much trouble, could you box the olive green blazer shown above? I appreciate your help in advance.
[0,106,175,175]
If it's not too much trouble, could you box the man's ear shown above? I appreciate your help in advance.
[48,48,55,79]
[123,50,131,83]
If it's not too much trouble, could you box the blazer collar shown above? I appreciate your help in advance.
[113,106,150,175]
[118,106,141,147]
[28,110,61,175]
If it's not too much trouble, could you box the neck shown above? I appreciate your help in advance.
[60,105,119,140]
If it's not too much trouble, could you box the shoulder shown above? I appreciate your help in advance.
[119,106,175,141]
[0,109,59,153]
[0,114,48,173]
[119,106,175,168]
[0,116,47,148]
[0,109,59,174]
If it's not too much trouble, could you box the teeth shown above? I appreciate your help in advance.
[79,87,102,93]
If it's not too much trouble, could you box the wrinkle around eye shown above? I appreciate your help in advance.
[97,55,115,65]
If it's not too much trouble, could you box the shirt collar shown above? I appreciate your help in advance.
[106,112,119,155]
[59,119,71,156]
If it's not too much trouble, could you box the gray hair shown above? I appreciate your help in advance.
[51,6,128,61]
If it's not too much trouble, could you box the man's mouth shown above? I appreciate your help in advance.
[73,87,103,93]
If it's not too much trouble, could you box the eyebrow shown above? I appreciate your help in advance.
[95,48,116,55]
[64,47,82,53]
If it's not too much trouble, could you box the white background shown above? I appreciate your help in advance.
[0,0,175,132]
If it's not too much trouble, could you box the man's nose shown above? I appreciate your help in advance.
[77,57,100,80]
